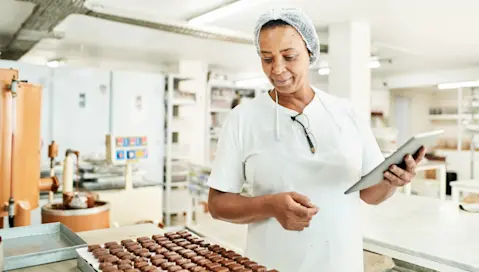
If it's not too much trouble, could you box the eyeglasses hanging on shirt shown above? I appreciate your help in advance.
[291,113,317,154]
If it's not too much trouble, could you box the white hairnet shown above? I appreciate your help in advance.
[253,8,320,65]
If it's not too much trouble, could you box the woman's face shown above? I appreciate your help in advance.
[259,25,310,94]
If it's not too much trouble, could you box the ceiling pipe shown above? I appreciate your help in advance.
[1,0,328,60]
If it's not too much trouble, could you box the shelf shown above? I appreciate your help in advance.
[161,181,189,188]
[172,98,196,105]
[428,114,479,121]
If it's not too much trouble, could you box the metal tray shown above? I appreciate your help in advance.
[0,222,87,271]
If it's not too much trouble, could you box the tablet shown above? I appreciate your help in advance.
[344,129,444,194]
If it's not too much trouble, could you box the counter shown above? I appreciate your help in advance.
[9,224,164,272]
[188,194,479,272]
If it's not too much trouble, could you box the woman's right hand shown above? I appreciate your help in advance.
[269,192,319,231]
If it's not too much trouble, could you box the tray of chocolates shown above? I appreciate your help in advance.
[76,230,278,272]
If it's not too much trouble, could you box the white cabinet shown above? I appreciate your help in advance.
[51,67,110,157]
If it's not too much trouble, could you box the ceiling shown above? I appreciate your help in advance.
[2,0,479,79]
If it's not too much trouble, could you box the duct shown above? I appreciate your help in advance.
[1,0,328,61]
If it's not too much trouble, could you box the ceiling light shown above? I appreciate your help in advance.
[317,59,382,76]
[46,59,64,68]
[437,81,479,90]
[188,0,272,25]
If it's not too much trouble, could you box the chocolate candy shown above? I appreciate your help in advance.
[160,262,176,270]
[184,252,197,258]
[121,239,134,245]
[221,259,235,266]
[93,250,109,258]
[116,251,130,258]
[128,245,142,252]
[175,258,190,265]
[197,259,211,266]
[210,256,224,263]
[121,254,136,261]
[99,262,113,269]
[229,264,245,271]
[237,257,250,265]
[109,244,123,250]
[167,255,182,262]
[245,261,258,269]
[178,249,192,255]
[199,241,210,248]
[125,269,141,272]
[177,241,190,247]
[148,244,160,251]
[155,247,168,254]
[99,254,113,262]
[237,269,253,272]
[181,263,197,269]
[136,236,150,242]
[125,241,140,247]
[196,249,210,256]
[180,232,192,238]
[205,263,221,270]
[158,240,172,246]
[168,234,181,240]
[163,243,177,249]
[88,244,101,252]
[163,252,179,257]
[110,248,124,255]
[155,237,169,242]
[141,265,158,272]
[185,244,198,250]
[102,266,119,272]
[138,251,152,258]
[205,253,219,259]
[172,238,186,243]
[135,261,149,269]
[119,260,133,265]
[168,265,183,272]
[152,258,168,266]
[119,264,133,270]
[253,266,267,272]
[208,245,220,251]
[141,240,155,247]
[170,246,184,252]
[133,248,149,255]
[151,254,165,260]
[104,255,120,264]
[212,267,229,272]
[105,242,119,248]
[190,256,204,262]
[152,234,165,239]
[190,267,206,272]
[231,254,243,260]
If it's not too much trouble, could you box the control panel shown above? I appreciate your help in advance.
[106,134,148,165]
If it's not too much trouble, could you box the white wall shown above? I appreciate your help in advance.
[0,60,166,179]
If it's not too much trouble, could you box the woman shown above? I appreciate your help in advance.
[207,8,425,272]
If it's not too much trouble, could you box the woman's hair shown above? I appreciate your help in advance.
[260,19,291,31]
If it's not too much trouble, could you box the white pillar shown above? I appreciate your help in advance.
[328,21,372,123]
[178,59,208,166]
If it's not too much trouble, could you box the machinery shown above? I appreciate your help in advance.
[0,68,59,228]
[1,68,109,232]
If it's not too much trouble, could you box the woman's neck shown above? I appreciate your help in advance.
[270,86,315,113]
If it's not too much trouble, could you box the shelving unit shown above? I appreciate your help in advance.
[205,80,265,165]
[163,74,195,227]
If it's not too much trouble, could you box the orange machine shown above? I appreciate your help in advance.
[0,68,58,229]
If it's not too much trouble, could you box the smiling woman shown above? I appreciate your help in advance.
[206,7,425,272]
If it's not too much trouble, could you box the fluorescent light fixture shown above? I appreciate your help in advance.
[437,81,479,90]
[188,0,271,25]
[235,77,270,87]
[46,59,64,68]
[317,59,381,76]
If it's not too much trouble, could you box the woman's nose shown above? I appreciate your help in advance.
[271,60,286,75]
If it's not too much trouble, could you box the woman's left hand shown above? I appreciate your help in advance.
[383,146,427,187]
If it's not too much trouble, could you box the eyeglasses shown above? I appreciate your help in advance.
[291,113,316,154]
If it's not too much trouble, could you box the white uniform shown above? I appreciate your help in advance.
[207,87,384,272]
